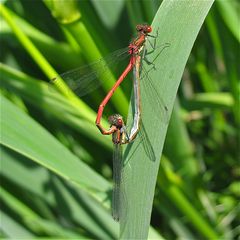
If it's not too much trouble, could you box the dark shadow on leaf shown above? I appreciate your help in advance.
[140,122,156,162]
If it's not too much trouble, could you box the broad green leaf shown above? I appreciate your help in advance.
[1,146,118,239]
[0,94,161,239]
[0,187,82,238]
[0,95,110,205]
[120,1,217,239]
[0,211,34,238]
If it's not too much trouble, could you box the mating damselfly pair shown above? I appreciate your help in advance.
[51,24,170,221]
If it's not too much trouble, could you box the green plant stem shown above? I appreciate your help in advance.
[0,8,83,69]
[66,22,128,114]
[159,159,220,239]
[0,4,96,122]
[216,0,240,43]
[0,5,64,92]
[44,0,129,116]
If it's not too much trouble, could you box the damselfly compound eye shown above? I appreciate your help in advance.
[117,118,123,126]
[147,26,152,33]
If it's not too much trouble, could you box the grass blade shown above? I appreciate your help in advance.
[0,95,110,204]
[120,1,215,239]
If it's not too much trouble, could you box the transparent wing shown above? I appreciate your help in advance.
[140,52,170,125]
[112,143,123,222]
[51,47,129,97]
[125,121,156,162]
[139,122,156,162]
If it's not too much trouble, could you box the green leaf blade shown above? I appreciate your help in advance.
[121,1,216,239]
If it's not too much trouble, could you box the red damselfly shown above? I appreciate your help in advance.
[52,24,170,221]
[95,24,152,134]
[51,24,169,134]
[105,54,142,221]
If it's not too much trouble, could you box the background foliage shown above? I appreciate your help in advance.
[0,0,239,239]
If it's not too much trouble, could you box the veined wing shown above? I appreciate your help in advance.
[112,143,123,222]
[140,44,170,125]
[51,47,129,97]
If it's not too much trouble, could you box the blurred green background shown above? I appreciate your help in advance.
[0,0,239,239]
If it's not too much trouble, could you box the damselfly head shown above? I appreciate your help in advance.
[108,114,124,128]
[136,24,152,34]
